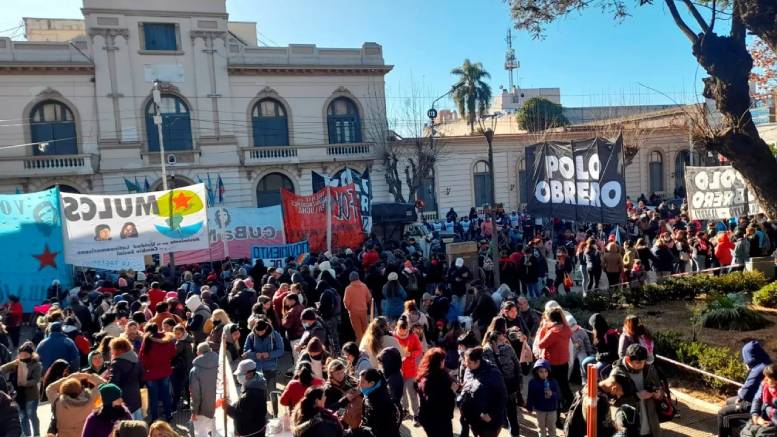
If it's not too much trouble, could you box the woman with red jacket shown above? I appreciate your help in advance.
[280,363,324,410]
[537,307,574,408]
[394,318,423,426]
[138,323,176,422]
[714,232,735,267]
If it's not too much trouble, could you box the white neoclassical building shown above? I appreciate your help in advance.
[0,0,392,208]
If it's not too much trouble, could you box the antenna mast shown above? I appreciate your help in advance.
[504,28,519,90]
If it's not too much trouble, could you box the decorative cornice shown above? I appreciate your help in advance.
[190,30,227,42]
[88,28,130,39]
[82,8,228,19]
[257,86,280,97]
[36,87,65,99]
[155,82,181,95]
[228,64,393,76]
[0,63,94,75]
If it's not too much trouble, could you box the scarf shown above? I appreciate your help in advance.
[762,383,777,411]
[17,361,28,387]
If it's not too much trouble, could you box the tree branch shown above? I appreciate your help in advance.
[730,2,745,44]
[664,0,699,44]
[709,0,716,32]
[681,0,710,33]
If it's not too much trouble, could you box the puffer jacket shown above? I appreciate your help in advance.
[0,358,42,404]
[738,340,772,402]
[610,357,662,437]
[109,350,143,413]
[242,328,285,371]
[139,333,176,381]
[483,342,521,386]
[458,359,508,433]
[190,351,218,418]
[225,374,267,437]
[46,376,103,437]
[173,333,195,375]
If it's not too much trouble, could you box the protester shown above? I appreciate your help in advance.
[611,344,663,437]
[359,368,401,437]
[242,316,284,403]
[343,271,372,343]
[482,330,521,436]
[0,342,41,437]
[190,342,219,437]
[81,383,132,437]
[108,337,143,420]
[280,362,324,410]
[341,342,371,379]
[458,346,508,437]
[35,322,80,373]
[394,318,423,425]
[291,386,344,437]
[149,420,182,437]
[536,307,574,407]
[171,324,194,410]
[45,372,106,437]
[416,347,457,437]
[0,375,20,437]
[139,323,176,422]
[322,359,361,429]
[360,317,401,368]
[717,340,772,437]
[223,359,268,437]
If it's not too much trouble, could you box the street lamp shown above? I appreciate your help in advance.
[478,114,500,286]
[152,80,176,274]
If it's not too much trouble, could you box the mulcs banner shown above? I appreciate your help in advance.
[312,167,372,233]
[281,184,364,253]
[526,137,626,224]
[172,205,285,264]
[61,184,210,267]
[0,188,72,310]
[684,166,762,220]
[252,241,309,268]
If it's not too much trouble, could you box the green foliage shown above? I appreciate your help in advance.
[515,97,569,132]
[451,59,492,133]
[642,271,767,304]
[753,281,777,308]
[653,330,748,390]
[582,292,610,312]
[695,293,771,331]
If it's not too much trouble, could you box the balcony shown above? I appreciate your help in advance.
[0,154,98,178]
[242,142,376,166]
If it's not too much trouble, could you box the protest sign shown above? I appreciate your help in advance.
[526,136,626,224]
[282,184,364,253]
[312,167,372,233]
[61,184,209,266]
[684,166,762,220]
[252,241,309,268]
[0,188,72,310]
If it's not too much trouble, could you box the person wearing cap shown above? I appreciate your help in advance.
[610,344,663,437]
[35,321,80,373]
[82,383,132,437]
[381,272,407,321]
[223,359,268,437]
[344,271,372,343]
[242,317,284,414]
[190,342,219,437]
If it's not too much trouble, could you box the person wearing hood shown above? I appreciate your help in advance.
[588,313,621,367]
[81,383,132,437]
[526,359,560,437]
[186,294,212,345]
[0,342,42,437]
[380,272,407,321]
[291,386,344,437]
[35,321,80,373]
[610,344,663,437]
[491,284,514,307]
[458,346,508,437]
[717,340,772,437]
[715,232,735,268]
[567,314,594,379]
[242,317,284,415]
[732,230,751,270]
[447,257,472,314]
[359,368,402,437]
[172,324,195,410]
[82,350,107,376]
[344,271,372,343]
[377,346,404,409]
[650,239,675,280]
[190,342,219,437]
[108,337,143,420]
[45,372,106,437]
[138,323,176,422]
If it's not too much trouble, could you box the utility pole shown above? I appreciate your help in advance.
[479,115,500,286]
[153,80,176,277]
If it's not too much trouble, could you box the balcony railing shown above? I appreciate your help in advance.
[242,142,375,165]
[0,154,98,177]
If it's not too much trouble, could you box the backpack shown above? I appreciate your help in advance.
[563,389,587,437]
[655,369,678,422]
[403,271,419,293]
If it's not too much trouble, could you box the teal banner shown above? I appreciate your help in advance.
[0,188,72,310]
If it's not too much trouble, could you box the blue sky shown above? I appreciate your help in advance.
[1,0,706,115]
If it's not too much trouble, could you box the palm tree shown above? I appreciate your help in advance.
[451,59,492,133]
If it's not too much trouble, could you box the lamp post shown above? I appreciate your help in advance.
[479,114,500,286]
[152,80,176,275]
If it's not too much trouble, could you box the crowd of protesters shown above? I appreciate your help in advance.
[0,193,775,437]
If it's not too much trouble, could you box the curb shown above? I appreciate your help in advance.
[671,387,721,414]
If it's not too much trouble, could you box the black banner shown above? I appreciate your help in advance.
[684,166,761,220]
[312,167,372,233]
[526,136,626,224]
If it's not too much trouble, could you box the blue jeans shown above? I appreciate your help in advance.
[526,281,540,298]
[147,377,173,421]
[18,399,39,437]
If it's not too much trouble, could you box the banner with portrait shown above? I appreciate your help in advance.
[684,166,762,220]
[312,167,372,233]
[251,240,309,269]
[0,188,72,310]
[61,184,209,266]
[526,136,626,224]
[171,205,285,264]
[281,184,364,253]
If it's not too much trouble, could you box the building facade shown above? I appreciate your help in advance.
[0,0,392,209]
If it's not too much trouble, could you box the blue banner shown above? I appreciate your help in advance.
[0,188,72,311]
[252,241,309,268]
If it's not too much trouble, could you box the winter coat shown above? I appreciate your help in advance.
[109,350,143,413]
[380,282,407,319]
[225,374,268,436]
[651,245,675,272]
[282,304,305,341]
[610,357,662,437]
[318,287,341,320]
[362,381,400,437]
[750,383,777,426]
[173,334,195,376]
[447,265,472,297]
[0,391,20,437]
[572,327,594,356]
[36,331,80,372]
[470,292,498,330]
[526,377,560,412]
[714,234,735,266]
[187,304,212,345]
[0,358,42,403]
[585,248,602,272]
[738,340,772,402]
[417,369,456,427]
[734,237,751,265]
[537,323,573,366]
[139,333,176,381]
[458,359,508,433]
[293,409,344,437]
[603,251,624,274]
[483,342,521,389]
[378,347,404,404]
[395,333,423,379]
[343,280,372,314]
[46,374,104,437]
[280,378,324,408]
[242,328,285,371]
[190,351,219,418]
[299,319,328,352]
[360,334,402,369]
[81,407,132,437]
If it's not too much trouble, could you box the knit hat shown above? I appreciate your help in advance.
[349,271,360,282]
[387,272,398,281]
[422,292,433,302]
[98,383,122,405]
[533,359,551,371]
[114,420,149,437]
[87,350,102,368]
[306,337,324,354]
[185,294,202,313]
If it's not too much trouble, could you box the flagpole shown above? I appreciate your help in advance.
[326,184,332,254]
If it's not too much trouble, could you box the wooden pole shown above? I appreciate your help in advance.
[586,363,598,437]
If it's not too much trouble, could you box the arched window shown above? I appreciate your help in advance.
[145,95,192,151]
[45,184,79,193]
[327,97,361,144]
[257,173,294,207]
[30,100,77,155]
[252,98,289,147]
[473,160,493,207]
[674,151,690,196]
[649,151,664,194]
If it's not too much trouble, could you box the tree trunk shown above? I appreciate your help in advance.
[738,0,777,52]
[692,23,777,217]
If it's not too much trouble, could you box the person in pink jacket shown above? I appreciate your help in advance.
[395,318,423,426]
[537,307,574,408]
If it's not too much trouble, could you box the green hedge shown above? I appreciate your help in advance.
[653,330,748,390]
[753,282,777,308]
[642,271,768,304]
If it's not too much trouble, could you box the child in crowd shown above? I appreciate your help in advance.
[526,359,560,437]
[567,315,594,380]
